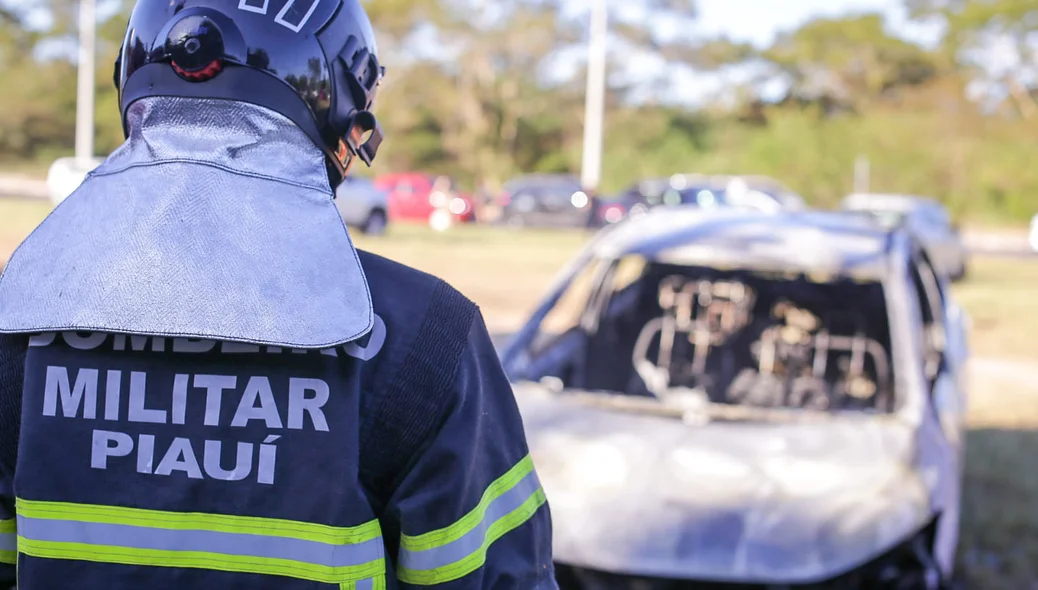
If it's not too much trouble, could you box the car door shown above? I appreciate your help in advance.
[535,183,571,226]
[501,257,611,385]
[558,183,591,227]
[905,248,963,577]
[334,177,368,226]
[399,178,419,219]
[505,183,542,225]
[915,207,960,278]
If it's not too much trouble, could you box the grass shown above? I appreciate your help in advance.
[3,200,1038,588]
[354,223,590,328]
[0,158,54,179]
[0,198,51,258]
[953,258,1038,362]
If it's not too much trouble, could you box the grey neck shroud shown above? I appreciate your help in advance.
[0,96,374,348]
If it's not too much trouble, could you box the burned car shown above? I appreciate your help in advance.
[500,209,970,589]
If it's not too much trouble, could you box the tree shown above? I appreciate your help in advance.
[763,13,939,115]
[906,0,1038,118]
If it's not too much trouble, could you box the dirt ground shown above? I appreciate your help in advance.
[3,201,1037,588]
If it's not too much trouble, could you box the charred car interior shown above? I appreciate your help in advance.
[527,260,895,415]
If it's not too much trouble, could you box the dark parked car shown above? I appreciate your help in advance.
[498,174,593,228]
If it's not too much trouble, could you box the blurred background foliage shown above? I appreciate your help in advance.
[0,0,1036,222]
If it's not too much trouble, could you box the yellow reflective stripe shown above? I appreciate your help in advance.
[17,498,380,544]
[0,517,15,564]
[17,537,384,583]
[400,455,535,551]
[397,488,546,585]
[16,499,386,584]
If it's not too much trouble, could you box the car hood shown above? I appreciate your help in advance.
[514,383,931,584]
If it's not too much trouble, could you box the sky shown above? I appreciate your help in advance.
[681,0,943,104]
[692,0,940,49]
[548,0,946,106]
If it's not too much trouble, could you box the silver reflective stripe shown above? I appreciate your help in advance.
[17,515,383,567]
[398,470,541,571]
[0,533,14,553]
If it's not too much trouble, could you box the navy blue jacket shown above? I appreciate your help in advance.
[0,250,557,589]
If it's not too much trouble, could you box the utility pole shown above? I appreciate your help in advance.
[853,154,870,194]
[580,0,607,193]
[75,0,96,163]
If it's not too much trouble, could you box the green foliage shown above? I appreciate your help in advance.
[0,0,1036,222]
[765,12,940,108]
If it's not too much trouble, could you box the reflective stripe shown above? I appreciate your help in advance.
[397,455,547,585]
[0,518,14,564]
[351,575,386,590]
[16,498,385,584]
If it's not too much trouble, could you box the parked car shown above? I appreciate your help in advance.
[500,208,969,590]
[46,156,104,205]
[334,175,389,235]
[498,174,592,228]
[601,174,807,225]
[841,193,968,281]
[374,172,476,229]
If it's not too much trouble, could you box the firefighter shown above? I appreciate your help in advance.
[0,0,556,587]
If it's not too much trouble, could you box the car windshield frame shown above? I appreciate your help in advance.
[506,248,900,418]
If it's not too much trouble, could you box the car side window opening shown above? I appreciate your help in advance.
[662,189,682,206]
[683,189,721,207]
[585,255,650,334]
[907,251,948,391]
[530,259,605,354]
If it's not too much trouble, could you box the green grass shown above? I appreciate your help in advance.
[952,258,1038,362]
[959,425,1038,589]
[0,158,54,179]
[353,223,590,327]
[0,198,51,257]
[2,200,1038,587]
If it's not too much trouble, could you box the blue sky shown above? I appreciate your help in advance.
[692,0,940,49]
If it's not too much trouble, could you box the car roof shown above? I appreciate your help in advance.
[504,174,581,188]
[841,193,942,212]
[627,175,806,208]
[591,208,898,279]
[667,174,797,192]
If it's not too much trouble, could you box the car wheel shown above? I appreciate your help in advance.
[362,209,388,235]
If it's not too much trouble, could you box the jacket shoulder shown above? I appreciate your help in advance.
[357,249,477,327]
[355,250,481,504]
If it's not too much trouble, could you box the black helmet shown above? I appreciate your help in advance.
[113,0,384,184]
